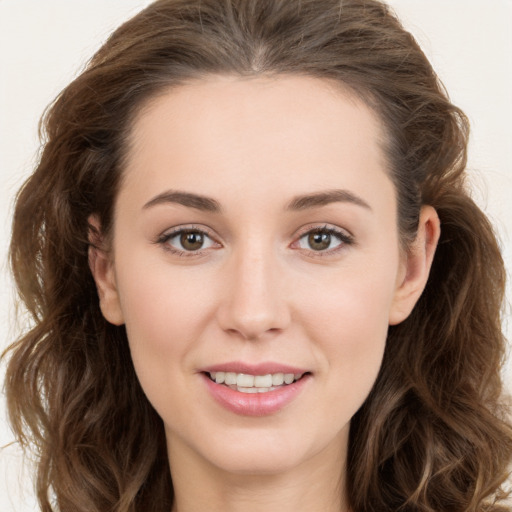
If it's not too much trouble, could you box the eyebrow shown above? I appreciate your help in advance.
[142,188,372,213]
[286,189,372,211]
[143,190,222,212]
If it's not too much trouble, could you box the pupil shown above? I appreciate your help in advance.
[309,232,330,251]
[181,231,203,250]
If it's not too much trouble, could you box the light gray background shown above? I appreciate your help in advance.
[1,1,511,510]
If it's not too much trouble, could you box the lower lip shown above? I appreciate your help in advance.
[202,373,310,416]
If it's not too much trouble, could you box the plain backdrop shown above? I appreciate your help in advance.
[1,1,511,510]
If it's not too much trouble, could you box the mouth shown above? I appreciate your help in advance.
[205,371,307,394]
[201,364,311,416]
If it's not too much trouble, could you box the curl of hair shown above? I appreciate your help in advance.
[3,0,512,510]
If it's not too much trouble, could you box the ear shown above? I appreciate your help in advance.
[88,215,125,326]
[389,206,440,325]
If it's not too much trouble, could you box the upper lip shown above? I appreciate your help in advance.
[200,361,309,375]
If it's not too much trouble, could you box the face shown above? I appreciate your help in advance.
[91,75,435,478]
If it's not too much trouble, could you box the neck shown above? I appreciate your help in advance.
[167,429,350,512]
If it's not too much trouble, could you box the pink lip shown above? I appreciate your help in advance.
[201,361,308,375]
[201,366,311,417]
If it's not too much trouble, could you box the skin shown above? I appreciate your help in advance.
[89,75,440,512]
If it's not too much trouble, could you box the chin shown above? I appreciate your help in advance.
[177,421,349,478]
[207,443,310,476]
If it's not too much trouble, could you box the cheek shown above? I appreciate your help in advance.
[118,255,211,337]
[114,258,215,390]
[315,290,389,377]
[299,256,397,345]
[297,260,397,411]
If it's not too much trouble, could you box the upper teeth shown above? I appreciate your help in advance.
[209,372,302,388]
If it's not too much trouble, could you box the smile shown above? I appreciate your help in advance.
[208,371,304,393]
[202,369,311,416]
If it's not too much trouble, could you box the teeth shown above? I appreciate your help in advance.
[272,373,284,386]
[284,374,295,384]
[254,374,273,387]
[237,374,254,387]
[238,387,259,394]
[238,386,275,394]
[208,371,303,391]
[224,372,237,385]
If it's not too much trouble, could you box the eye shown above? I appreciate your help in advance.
[295,226,353,254]
[158,227,219,254]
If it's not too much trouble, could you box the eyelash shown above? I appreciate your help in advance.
[156,224,354,258]
[156,225,219,257]
[293,225,354,257]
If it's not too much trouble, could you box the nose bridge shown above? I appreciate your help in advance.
[218,235,289,339]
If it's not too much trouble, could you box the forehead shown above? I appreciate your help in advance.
[121,74,393,211]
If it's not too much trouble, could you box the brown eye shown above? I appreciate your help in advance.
[295,227,352,254]
[307,231,331,251]
[160,228,217,254]
[180,231,205,251]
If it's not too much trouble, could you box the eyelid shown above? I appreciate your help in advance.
[290,223,354,257]
[155,222,354,258]
[156,224,222,256]
[293,223,354,240]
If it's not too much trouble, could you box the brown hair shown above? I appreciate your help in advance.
[3,0,512,510]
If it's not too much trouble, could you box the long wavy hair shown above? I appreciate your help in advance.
[3,0,512,510]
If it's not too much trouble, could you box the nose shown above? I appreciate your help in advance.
[216,243,291,341]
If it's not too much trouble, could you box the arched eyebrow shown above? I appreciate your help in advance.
[143,190,222,212]
[142,188,372,213]
[286,189,372,211]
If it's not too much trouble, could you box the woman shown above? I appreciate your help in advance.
[3,0,512,510]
